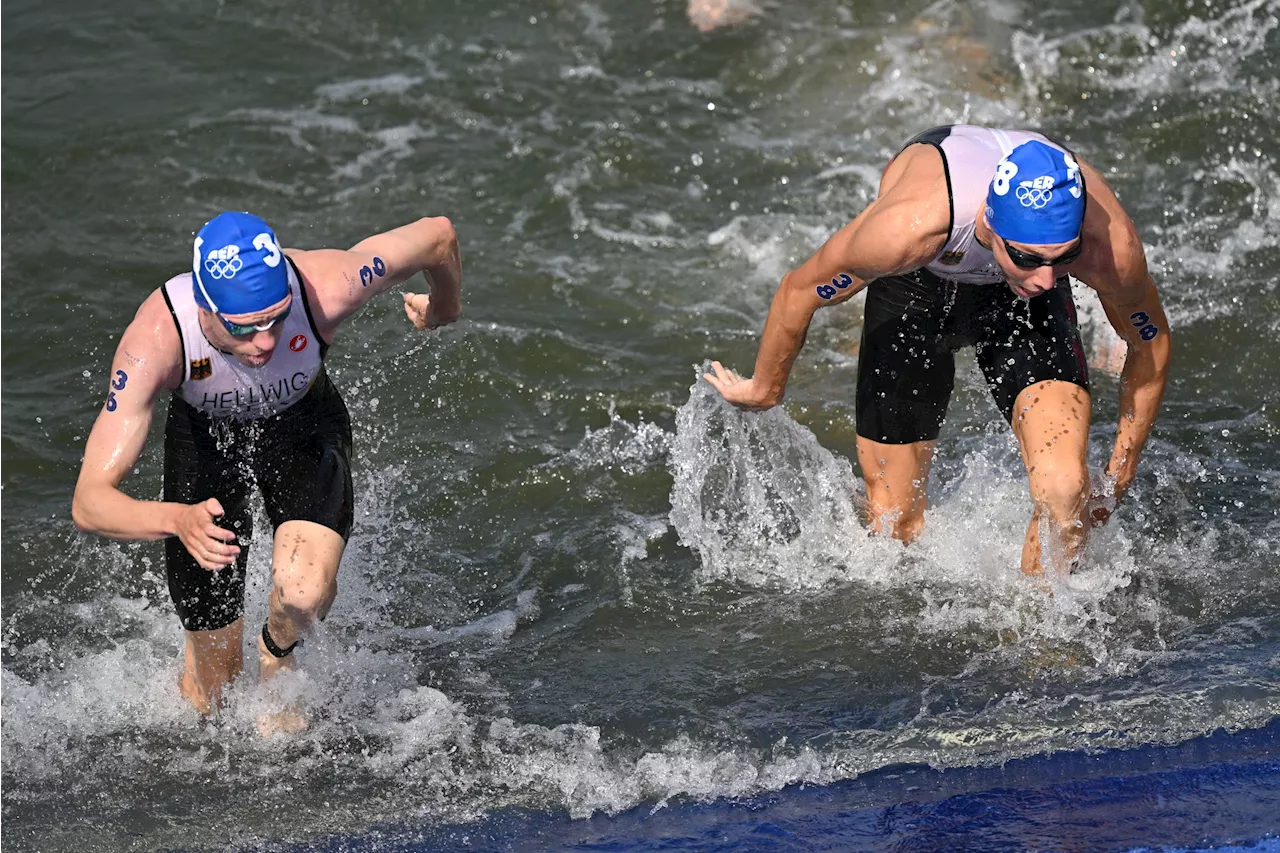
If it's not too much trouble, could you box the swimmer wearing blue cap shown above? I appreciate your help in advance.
[707,125,1171,577]
[73,212,462,731]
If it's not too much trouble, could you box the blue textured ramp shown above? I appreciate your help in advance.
[299,720,1280,852]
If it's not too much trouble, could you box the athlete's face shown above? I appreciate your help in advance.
[995,237,1083,298]
[203,295,292,368]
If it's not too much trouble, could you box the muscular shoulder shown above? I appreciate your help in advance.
[1076,159,1151,296]
[879,142,948,205]
[118,288,184,390]
[847,144,951,272]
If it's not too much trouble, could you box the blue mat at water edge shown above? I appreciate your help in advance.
[299,719,1280,853]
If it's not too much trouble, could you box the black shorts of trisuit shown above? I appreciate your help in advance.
[855,269,1089,445]
[162,368,353,632]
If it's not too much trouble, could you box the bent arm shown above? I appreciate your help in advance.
[747,197,944,406]
[72,298,187,539]
[299,216,462,336]
[72,397,182,540]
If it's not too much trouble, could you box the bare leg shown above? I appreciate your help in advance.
[255,520,345,735]
[855,436,937,542]
[180,619,244,715]
[1011,381,1092,576]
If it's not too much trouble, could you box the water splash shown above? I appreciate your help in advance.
[669,366,869,589]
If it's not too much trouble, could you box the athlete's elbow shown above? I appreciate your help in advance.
[779,272,819,310]
[420,214,454,233]
[417,216,457,255]
[71,477,115,534]
[71,490,95,534]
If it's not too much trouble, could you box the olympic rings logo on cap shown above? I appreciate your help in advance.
[204,244,244,280]
[1015,175,1055,209]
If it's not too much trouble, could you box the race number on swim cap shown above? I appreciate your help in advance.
[192,212,288,316]
[985,141,1085,246]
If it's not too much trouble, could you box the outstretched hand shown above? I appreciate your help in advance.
[703,361,778,411]
[404,291,460,331]
[174,497,240,571]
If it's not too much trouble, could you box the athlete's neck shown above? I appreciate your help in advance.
[973,200,995,251]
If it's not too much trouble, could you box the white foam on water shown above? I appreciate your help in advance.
[706,215,835,294]
[2,628,198,785]
[185,71,478,207]
[202,106,364,161]
[586,217,689,250]
[564,403,673,476]
[330,122,432,182]
[6,627,1273,829]
[667,364,1156,661]
[3,411,1276,848]
[1014,0,1280,100]
[316,74,425,102]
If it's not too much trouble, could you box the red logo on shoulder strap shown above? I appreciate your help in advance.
[289,334,308,353]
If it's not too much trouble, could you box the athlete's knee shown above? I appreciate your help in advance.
[865,500,926,543]
[273,576,337,624]
[1027,460,1088,519]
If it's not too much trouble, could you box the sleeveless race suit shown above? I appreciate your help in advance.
[159,257,353,631]
[855,125,1090,444]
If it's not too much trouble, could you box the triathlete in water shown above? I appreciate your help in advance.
[72,211,462,732]
[706,125,1172,575]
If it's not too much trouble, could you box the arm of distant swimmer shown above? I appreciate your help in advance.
[71,293,241,571]
[292,216,462,338]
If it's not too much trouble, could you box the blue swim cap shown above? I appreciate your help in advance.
[192,212,288,315]
[984,141,1085,246]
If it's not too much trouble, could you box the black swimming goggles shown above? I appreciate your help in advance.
[1002,238,1084,270]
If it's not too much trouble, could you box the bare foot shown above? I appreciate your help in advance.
[256,633,308,736]
[179,668,219,716]
[255,705,309,737]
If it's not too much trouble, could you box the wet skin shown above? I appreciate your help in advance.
[196,294,293,369]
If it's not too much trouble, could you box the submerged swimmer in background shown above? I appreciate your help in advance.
[72,211,461,733]
[686,0,1013,91]
[706,126,1171,576]
[687,0,761,33]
